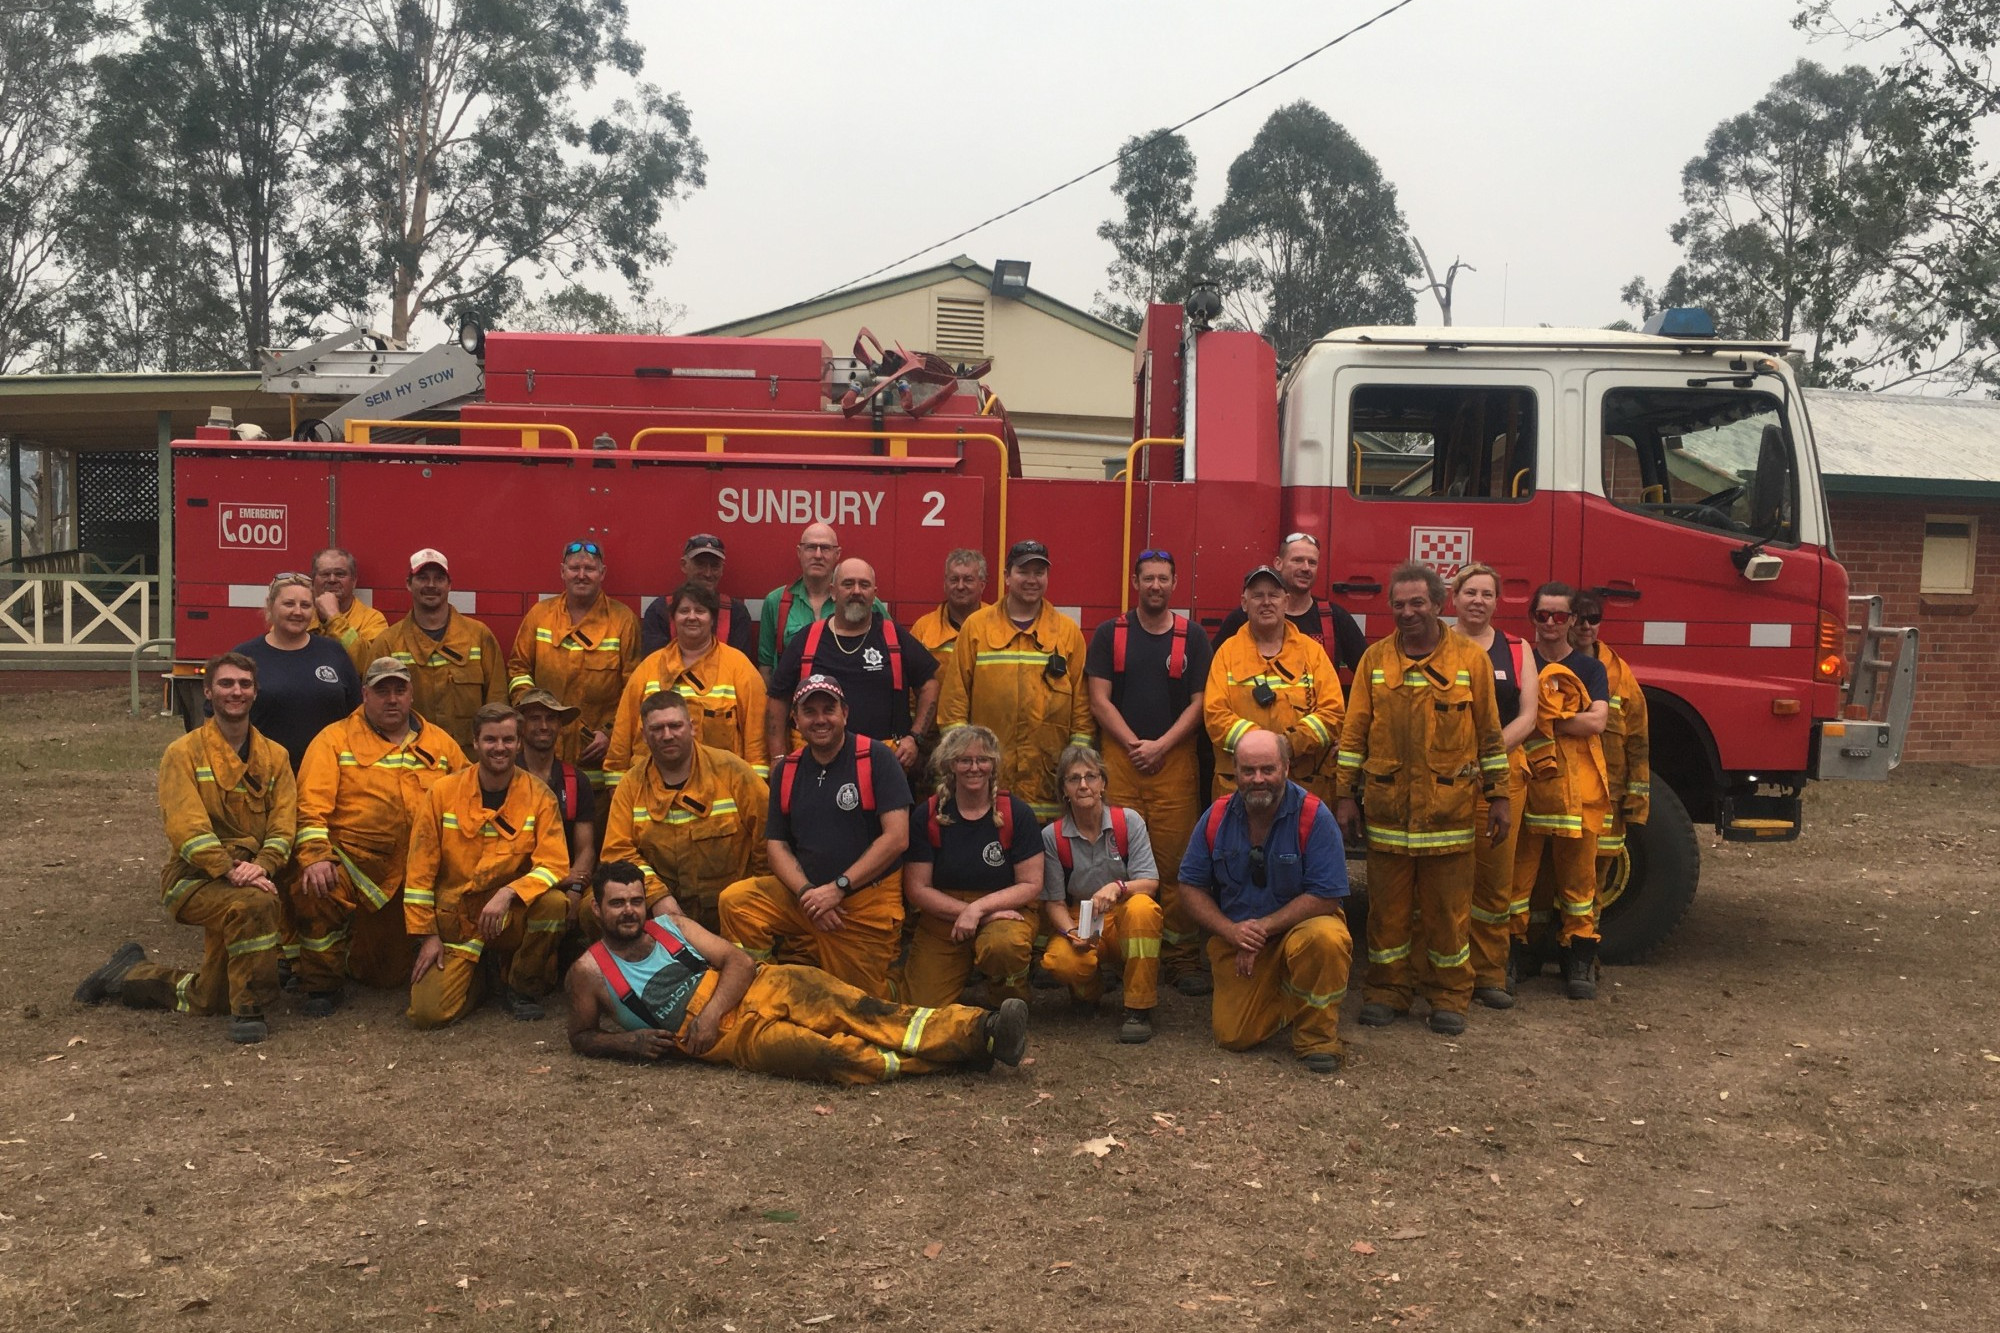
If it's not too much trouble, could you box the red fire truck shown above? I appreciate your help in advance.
[168,301,1916,960]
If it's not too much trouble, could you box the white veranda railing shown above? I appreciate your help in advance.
[0,573,158,653]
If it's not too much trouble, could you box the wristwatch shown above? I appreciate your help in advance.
[833,874,853,894]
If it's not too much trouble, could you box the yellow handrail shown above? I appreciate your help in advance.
[1119,437,1187,612]
[626,426,1012,581]
[345,419,581,451]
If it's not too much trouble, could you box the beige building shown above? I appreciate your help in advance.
[698,256,1138,479]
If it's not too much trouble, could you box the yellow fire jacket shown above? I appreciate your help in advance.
[367,609,508,753]
[1205,621,1344,792]
[314,599,388,673]
[1518,664,1610,837]
[294,709,466,911]
[600,743,770,917]
[910,603,982,662]
[1334,630,1507,856]
[606,640,769,778]
[1594,643,1651,824]
[158,721,297,916]
[936,600,1093,820]
[506,591,642,767]
[404,766,569,936]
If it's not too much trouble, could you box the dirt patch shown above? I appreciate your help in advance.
[2,689,1996,1330]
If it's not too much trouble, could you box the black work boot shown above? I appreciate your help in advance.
[1504,940,1530,995]
[300,990,342,1019]
[1118,1008,1154,1044]
[985,997,1030,1066]
[498,988,546,1021]
[74,942,146,1004]
[229,1012,269,1044]
[1564,939,1599,1001]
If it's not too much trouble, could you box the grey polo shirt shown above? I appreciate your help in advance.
[1040,806,1159,902]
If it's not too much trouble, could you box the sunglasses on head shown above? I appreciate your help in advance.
[1136,549,1174,565]
[564,541,603,558]
[1281,532,1319,548]
[1533,609,1572,625]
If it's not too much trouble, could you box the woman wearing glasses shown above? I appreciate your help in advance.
[1039,745,1163,1043]
[900,724,1043,1008]
[1446,563,1538,1009]
[606,582,769,778]
[233,572,360,772]
[1513,582,1611,1002]
[506,539,642,778]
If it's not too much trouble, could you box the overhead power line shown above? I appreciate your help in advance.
[804,0,1424,303]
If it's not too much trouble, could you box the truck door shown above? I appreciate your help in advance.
[1322,368,1554,634]
[1580,372,1820,772]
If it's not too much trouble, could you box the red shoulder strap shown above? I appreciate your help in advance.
[854,735,876,811]
[1510,631,1532,687]
[587,940,634,1000]
[1055,822,1075,875]
[926,794,942,847]
[779,747,806,814]
[1203,798,1229,853]
[1168,614,1188,680]
[1297,793,1322,855]
[778,588,795,650]
[799,616,827,679]
[642,918,688,957]
[561,762,582,819]
[994,791,1012,844]
[717,603,731,645]
[882,615,904,692]
[1109,804,1129,860]
[1113,616,1129,674]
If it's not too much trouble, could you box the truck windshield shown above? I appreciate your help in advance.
[1600,387,1798,544]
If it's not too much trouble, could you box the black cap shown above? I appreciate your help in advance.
[1241,564,1284,591]
[1006,539,1051,570]
[683,533,725,557]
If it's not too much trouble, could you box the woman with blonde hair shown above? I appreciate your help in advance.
[1447,562,1537,1007]
[232,570,359,771]
[900,724,1043,1007]
[1040,744,1163,1044]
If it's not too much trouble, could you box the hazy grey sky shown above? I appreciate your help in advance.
[628,1,1881,334]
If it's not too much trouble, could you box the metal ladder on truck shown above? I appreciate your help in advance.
[1815,595,1919,780]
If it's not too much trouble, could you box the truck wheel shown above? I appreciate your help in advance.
[1598,782,1700,963]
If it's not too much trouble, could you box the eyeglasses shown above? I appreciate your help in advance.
[1281,532,1319,548]
[799,543,837,554]
[952,755,996,768]
[1574,613,1603,627]
[1248,845,1268,888]
[1064,770,1105,786]
[564,541,603,557]
[1533,609,1572,625]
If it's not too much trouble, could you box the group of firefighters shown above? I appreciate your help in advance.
[75,525,1648,1083]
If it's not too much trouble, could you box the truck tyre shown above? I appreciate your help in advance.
[1599,781,1700,963]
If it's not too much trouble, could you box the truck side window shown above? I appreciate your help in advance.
[1600,388,1798,544]
[1348,385,1536,501]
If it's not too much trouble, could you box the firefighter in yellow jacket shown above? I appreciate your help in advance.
[607,582,768,779]
[1513,584,1612,1001]
[936,540,1093,822]
[309,547,388,672]
[405,703,571,1028]
[1335,562,1509,1036]
[366,548,508,753]
[506,539,641,784]
[289,656,466,1013]
[76,653,297,1044]
[600,691,769,934]
[1569,593,1650,894]
[910,548,989,664]
[1206,565,1344,800]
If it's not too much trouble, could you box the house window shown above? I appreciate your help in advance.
[1921,516,1976,593]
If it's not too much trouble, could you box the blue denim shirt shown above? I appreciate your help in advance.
[1179,781,1348,923]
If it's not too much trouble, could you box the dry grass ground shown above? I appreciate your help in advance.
[1,688,1995,1331]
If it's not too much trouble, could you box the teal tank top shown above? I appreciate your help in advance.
[601,917,709,1033]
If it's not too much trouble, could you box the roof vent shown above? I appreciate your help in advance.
[934,294,988,360]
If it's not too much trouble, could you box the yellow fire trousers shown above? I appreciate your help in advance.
[902,889,1035,1007]
[1512,820,1603,946]
[408,889,568,1029]
[1040,892,1162,1009]
[1206,915,1351,1059]
[289,872,416,994]
[1103,740,1203,979]
[688,964,993,1084]
[1364,849,1476,1014]
[122,881,283,1018]
[717,873,904,1000]
[1468,768,1525,989]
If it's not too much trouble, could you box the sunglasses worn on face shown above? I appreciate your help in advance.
[565,541,603,557]
[1574,613,1603,626]
[1533,609,1572,625]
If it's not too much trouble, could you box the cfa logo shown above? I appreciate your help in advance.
[981,841,1006,866]
[862,647,885,671]
[314,665,340,684]
[835,783,860,812]
[1410,526,1471,577]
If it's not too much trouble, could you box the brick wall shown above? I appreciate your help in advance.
[1826,494,2000,762]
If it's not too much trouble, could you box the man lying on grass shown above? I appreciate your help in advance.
[567,862,1027,1082]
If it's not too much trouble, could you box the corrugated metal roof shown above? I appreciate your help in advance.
[1805,388,2000,487]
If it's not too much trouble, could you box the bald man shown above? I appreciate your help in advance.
[767,558,936,774]
[758,522,844,678]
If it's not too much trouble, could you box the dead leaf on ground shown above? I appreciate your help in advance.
[922,1241,944,1260]
[801,1317,836,1328]
[177,1297,211,1312]
[1074,1135,1123,1159]
[1384,1228,1429,1241]
[66,1036,86,1047]
[812,1105,833,1116]
[1350,1240,1377,1255]
[1047,1260,1073,1272]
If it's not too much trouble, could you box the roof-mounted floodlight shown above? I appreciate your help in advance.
[1642,307,1717,338]
[990,260,1031,299]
